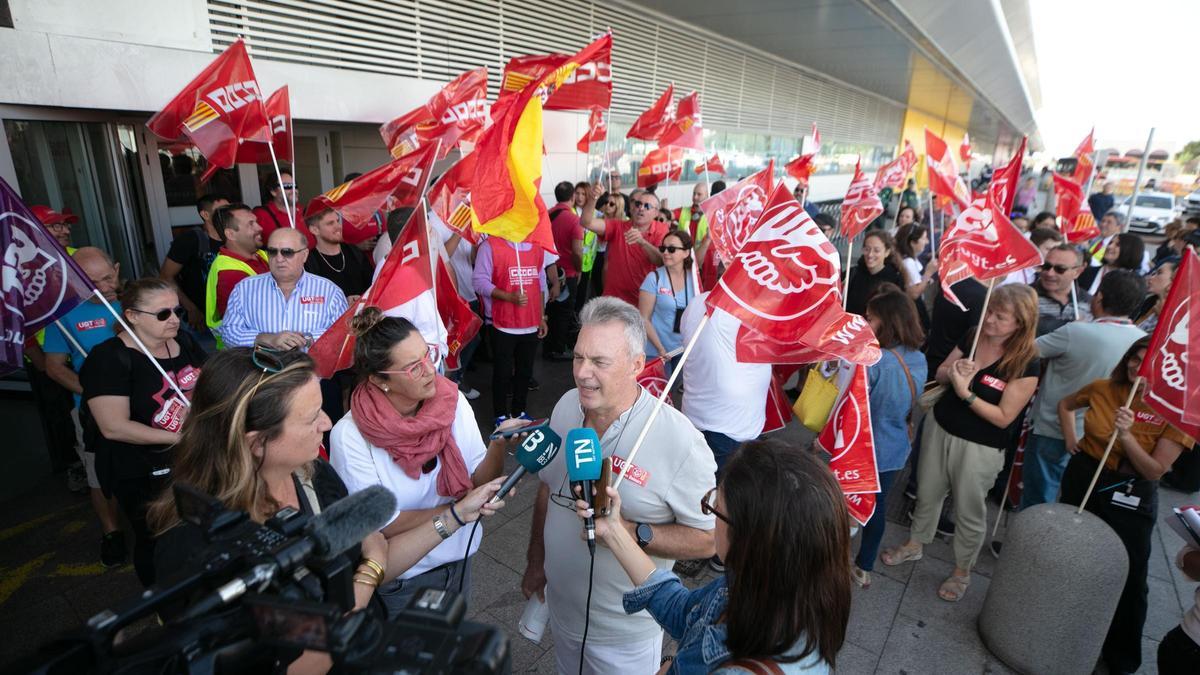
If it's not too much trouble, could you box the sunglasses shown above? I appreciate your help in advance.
[701,487,730,525]
[658,245,687,254]
[266,247,302,259]
[129,305,185,322]
[633,200,658,211]
[1040,262,1076,274]
[378,345,440,380]
[280,183,297,190]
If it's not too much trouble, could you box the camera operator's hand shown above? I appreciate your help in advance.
[455,476,509,522]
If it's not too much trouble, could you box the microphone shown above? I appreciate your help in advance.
[183,485,397,619]
[565,428,603,553]
[490,426,562,503]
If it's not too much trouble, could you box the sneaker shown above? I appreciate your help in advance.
[461,386,481,401]
[707,555,725,573]
[851,565,871,589]
[527,378,540,391]
[66,462,88,494]
[101,531,126,568]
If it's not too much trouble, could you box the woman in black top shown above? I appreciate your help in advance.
[844,231,905,315]
[81,278,207,586]
[882,284,1040,602]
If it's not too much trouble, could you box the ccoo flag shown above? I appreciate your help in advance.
[658,91,704,151]
[380,67,490,160]
[146,39,271,181]
[0,177,96,374]
[234,85,292,164]
[501,34,612,111]
[627,84,675,141]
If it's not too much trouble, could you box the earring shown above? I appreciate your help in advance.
[381,385,389,393]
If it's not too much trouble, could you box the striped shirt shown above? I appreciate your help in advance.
[219,271,348,347]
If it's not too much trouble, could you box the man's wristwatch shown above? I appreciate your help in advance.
[433,514,452,540]
[635,522,653,549]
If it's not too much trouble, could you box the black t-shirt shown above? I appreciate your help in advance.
[933,333,1040,448]
[166,229,224,317]
[304,243,373,298]
[923,277,987,375]
[845,260,904,316]
[80,332,207,487]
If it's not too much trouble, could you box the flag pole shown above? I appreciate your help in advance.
[53,319,88,359]
[91,289,189,404]
[1070,283,1080,321]
[613,312,710,488]
[1122,128,1155,234]
[842,240,854,309]
[927,190,937,253]
[1076,377,1143,514]
[601,108,613,193]
[967,278,996,361]
[267,140,296,229]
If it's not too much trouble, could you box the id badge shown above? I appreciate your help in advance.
[1111,491,1142,510]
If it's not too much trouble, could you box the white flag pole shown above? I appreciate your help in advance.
[267,140,296,229]
[91,290,189,404]
[53,319,88,359]
[1076,377,1143,514]
[967,278,997,361]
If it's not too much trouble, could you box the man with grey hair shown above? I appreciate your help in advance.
[523,296,716,674]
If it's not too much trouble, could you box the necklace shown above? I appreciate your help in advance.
[317,247,345,273]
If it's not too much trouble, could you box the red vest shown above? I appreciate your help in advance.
[488,238,543,330]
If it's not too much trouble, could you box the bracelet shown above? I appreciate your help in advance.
[449,502,467,527]
[353,578,378,588]
[360,558,385,579]
[353,571,382,587]
[962,392,978,405]
[433,514,452,540]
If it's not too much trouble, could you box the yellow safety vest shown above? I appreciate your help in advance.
[677,207,708,243]
[205,250,267,349]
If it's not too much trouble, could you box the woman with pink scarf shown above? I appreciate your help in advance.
[330,307,521,617]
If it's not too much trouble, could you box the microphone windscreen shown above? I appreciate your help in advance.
[565,427,603,482]
[514,426,562,474]
[306,485,397,558]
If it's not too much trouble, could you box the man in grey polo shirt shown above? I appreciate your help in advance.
[1020,270,1146,509]
[522,297,716,674]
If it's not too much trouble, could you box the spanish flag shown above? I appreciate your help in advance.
[470,34,611,252]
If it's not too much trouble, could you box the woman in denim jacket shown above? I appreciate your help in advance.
[576,439,851,673]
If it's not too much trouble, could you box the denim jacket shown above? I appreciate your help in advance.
[623,569,829,674]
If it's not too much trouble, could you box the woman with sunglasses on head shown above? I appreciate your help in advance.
[638,228,695,374]
[575,439,851,674]
[80,278,206,587]
[330,307,522,618]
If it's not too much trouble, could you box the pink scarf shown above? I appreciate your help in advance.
[349,375,472,499]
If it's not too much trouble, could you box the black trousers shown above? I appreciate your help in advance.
[1059,452,1155,674]
[544,276,578,354]
[26,362,76,472]
[111,474,168,587]
[490,328,538,418]
[1158,625,1200,674]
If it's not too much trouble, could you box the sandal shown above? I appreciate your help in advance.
[851,565,871,589]
[938,574,970,602]
[880,544,923,566]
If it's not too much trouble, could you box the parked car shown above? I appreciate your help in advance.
[1114,191,1177,234]
[1183,188,1200,217]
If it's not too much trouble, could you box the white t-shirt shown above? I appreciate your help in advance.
[680,292,771,441]
[329,392,487,579]
[540,388,716,645]
[901,256,922,287]
[429,211,477,303]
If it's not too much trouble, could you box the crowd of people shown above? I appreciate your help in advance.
[16,164,1200,674]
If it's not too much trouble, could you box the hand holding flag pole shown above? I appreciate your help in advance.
[1075,378,1143,515]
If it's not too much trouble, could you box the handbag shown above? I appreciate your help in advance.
[917,383,947,412]
[888,348,918,441]
[793,365,839,433]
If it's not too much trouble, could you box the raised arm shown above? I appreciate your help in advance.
[579,182,607,236]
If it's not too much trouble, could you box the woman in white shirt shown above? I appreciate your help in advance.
[331,307,519,617]
[893,224,936,327]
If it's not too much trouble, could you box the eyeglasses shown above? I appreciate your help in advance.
[633,200,658,211]
[378,345,440,380]
[701,487,730,525]
[252,344,289,373]
[266,247,302,259]
[1040,262,1076,274]
[280,183,297,190]
[658,245,687,254]
[129,306,186,322]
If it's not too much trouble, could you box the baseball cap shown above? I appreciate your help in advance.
[29,205,80,226]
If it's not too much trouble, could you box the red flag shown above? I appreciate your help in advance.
[960,133,972,164]
[1051,173,1101,243]
[304,144,437,245]
[1138,249,1200,439]
[784,154,817,186]
[577,106,607,153]
[500,34,612,111]
[761,368,794,434]
[637,356,674,405]
[873,141,918,192]
[987,136,1028,215]
[924,128,970,211]
[627,84,675,141]
[706,184,843,343]
[810,123,822,154]
[694,154,726,176]
[437,248,481,371]
[658,91,704,151]
[840,161,883,239]
[146,39,270,181]
[636,146,685,188]
[309,209,437,378]
[937,193,1042,310]
[428,153,479,244]
[234,85,292,164]
[817,364,881,495]
[700,162,774,264]
[736,304,882,367]
[1072,128,1096,186]
[845,492,876,527]
[380,67,490,160]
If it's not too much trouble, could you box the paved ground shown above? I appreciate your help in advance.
[0,350,1195,673]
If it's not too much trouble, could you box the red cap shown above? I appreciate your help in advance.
[29,205,80,225]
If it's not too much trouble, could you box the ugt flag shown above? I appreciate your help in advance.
[1,178,95,374]
[937,192,1041,310]
[840,161,883,240]
[1139,249,1200,439]
[699,161,774,264]
[817,363,882,503]
[873,141,918,192]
